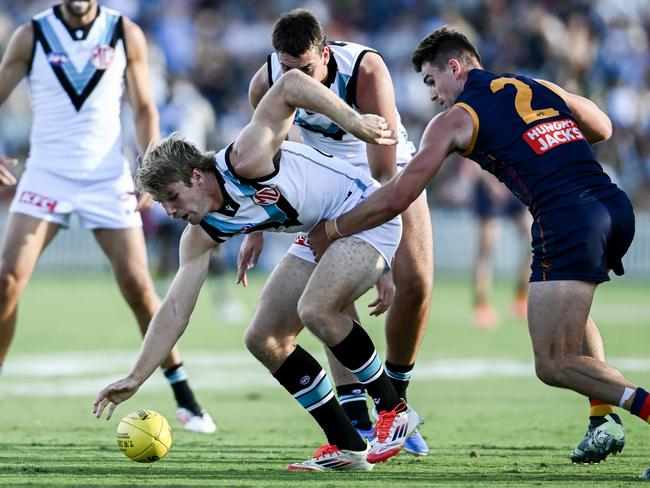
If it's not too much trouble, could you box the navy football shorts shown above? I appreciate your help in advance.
[530,191,635,283]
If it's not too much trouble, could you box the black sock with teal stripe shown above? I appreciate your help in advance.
[328,321,401,413]
[163,363,202,416]
[273,345,365,451]
[336,384,372,430]
[385,361,413,401]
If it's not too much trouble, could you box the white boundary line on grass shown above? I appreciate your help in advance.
[2,351,650,397]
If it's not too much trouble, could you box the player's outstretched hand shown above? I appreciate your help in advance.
[0,155,18,186]
[349,114,398,146]
[307,221,331,262]
[93,376,141,420]
[368,270,394,316]
[236,232,264,287]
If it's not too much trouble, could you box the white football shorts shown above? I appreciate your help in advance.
[287,215,402,270]
[9,166,142,229]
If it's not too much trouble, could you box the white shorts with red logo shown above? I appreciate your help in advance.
[287,215,402,269]
[9,166,142,229]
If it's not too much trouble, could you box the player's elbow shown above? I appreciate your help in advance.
[274,70,306,106]
[134,102,159,127]
[387,190,412,217]
[599,117,613,142]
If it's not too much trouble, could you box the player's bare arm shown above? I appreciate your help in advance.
[231,69,396,179]
[123,17,159,210]
[356,52,398,183]
[308,106,473,259]
[0,23,33,185]
[0,23,32,107]
[93,224,216,419]
[123,17,159,151]
[248,64,270,109]
[537,80,612,144]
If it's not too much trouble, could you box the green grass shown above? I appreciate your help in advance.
[1,274,649,486]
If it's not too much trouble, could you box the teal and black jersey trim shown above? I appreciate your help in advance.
[32,6,123,111]
[294,115,347,141]
[199,145,303,243]
[223,144,302,228]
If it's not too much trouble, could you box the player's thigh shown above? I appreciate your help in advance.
[0,212,60,280]
[528,280,595,359]
[302,237,385,313]
[93,227,152,284]
[247,253,315,342]
[393,193,433,284]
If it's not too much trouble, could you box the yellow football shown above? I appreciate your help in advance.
[116,410,173,463]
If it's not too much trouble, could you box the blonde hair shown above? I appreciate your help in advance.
[136,133,216,201]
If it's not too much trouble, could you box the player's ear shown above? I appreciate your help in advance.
[191,168,202,184]
[321,45,330,64]
[449,58,462,77]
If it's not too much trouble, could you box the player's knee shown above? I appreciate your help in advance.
[119,275,155,307]
[244,326,267,358]
[244,326,289,362]
[534,358,563,387]
[395,268,433,303]
[296,297,323,330]
[0,267,21,303]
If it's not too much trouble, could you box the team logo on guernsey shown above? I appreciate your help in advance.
[47,52,68,66]
[252,186,281,206]
[523,118,585,155]
[91,45,115,70]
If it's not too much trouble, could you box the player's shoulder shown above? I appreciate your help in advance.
[5,22,35,59]
[120,14,142,35]
[13,22,35,42]
[119,15,147,57]
[443,104,477,128]
[329,40,378,59]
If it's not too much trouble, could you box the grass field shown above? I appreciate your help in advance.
[1,273,649,486]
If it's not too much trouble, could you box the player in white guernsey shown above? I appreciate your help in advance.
[239,9,433,455]
[0,0,215,433]
[93,69,422,470]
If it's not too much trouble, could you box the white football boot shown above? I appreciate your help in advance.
[288,443,373,471]
[177,408,217,434]
[367,402,421,463]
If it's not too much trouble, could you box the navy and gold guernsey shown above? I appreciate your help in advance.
[454,69,635,282]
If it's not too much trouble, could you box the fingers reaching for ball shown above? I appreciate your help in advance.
[93,376,141,420]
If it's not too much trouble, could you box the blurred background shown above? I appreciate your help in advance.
[0,0,648,279]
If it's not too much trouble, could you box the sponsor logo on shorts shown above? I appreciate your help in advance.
[47,52,69,66]
[252,186,281,206]
[293,233,310,247]
[19,191,57,213]
[523,118,585,154]
[300,375,311,386]
[91,45,115,70]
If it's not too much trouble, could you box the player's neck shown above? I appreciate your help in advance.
[61,5,98,28]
